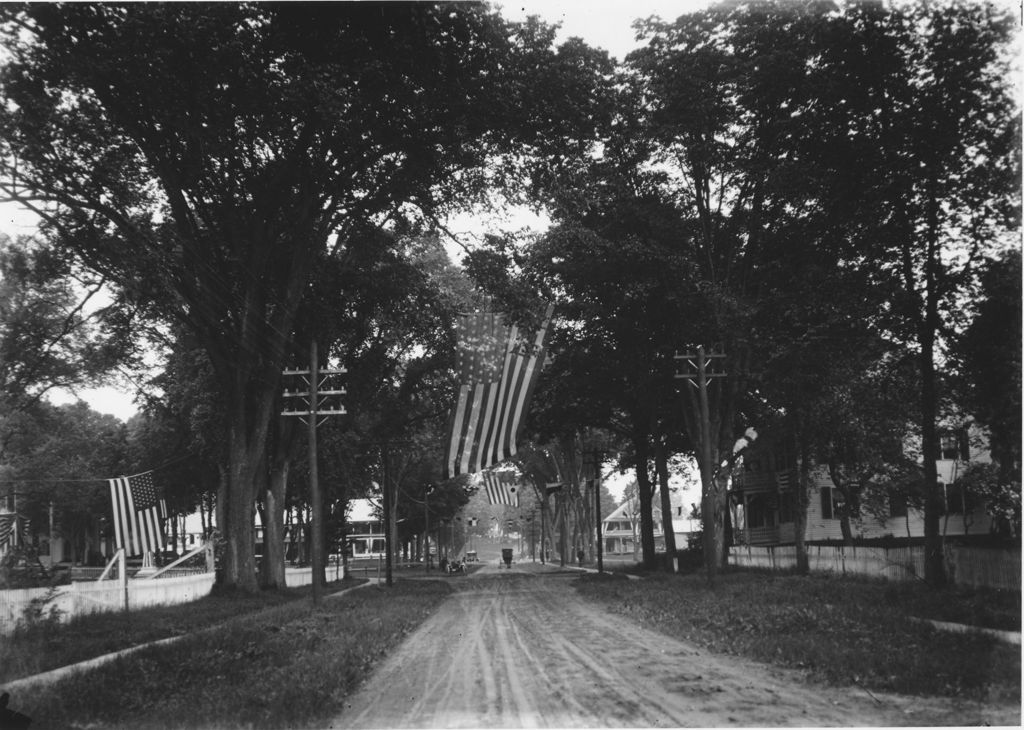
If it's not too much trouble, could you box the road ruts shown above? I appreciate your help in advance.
[328,561,1015,728]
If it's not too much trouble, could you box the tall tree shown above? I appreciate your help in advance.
[801,1,1018,584]
[625,2,834,581]
[0,234,125,462]
[952,248,1022,539]
[0,4,612,590]
[957,249,1022,485]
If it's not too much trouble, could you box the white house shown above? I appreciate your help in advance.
[602,493,701,556]
[731,422,997,545]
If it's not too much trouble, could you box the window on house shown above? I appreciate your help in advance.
[940,428,970,461]
[820,487,835,519]
[778,492,794,524]
[944,483,966,515]
[773,443,796,472]
[747,494,776,528]
[889,490,908,518]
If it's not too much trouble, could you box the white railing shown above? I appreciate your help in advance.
[0,571,216,635]
[0,561,352,635]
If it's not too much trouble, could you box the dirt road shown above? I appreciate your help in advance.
[329,561,1015,728]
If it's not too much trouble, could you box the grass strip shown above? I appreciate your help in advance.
[573,569,1020,702]
[0,578,364,685]
[7,580,450,729]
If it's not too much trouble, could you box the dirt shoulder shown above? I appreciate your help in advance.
[330,561,1019,728]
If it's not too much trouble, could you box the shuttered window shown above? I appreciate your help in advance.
[820,487,834,520]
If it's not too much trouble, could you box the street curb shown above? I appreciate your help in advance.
[576,566,642,580]
[909,616,1021,645]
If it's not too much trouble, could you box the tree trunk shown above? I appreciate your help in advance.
[920,327,945,585]
[260,457,289,589]
[839,513,854,544]
[633,434,657,569]
[710,470,730,571]
[655,441,677,572]
[793,433,810,575]
[214,464,228,581]
[218,349,284,591]
[223,438,260,593]
[920,182,947,587]
[169,515,179,556]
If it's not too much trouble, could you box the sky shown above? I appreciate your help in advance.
[499,0,710,59]
[4,1,715,425]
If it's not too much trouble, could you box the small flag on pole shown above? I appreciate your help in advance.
[109,471,166,557]
[482,470,520,507]
[444,304,554,479]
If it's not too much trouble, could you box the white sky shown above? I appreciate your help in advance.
[500,0,710,59]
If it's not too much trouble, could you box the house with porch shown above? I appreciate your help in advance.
[730,422,996,546]
[345,497,386,559]
[602,494,701,556]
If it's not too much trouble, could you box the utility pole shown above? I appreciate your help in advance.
[382,442,392,586]
[675,345,726,583]
[529,511,536,562]
[423,485,434,571]
[540,501,545,564]
[281,340,346,603]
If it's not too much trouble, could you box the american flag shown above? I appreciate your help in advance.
[109,471,167,557]
[0,513,28,549]
[444,304,554,478]
[0,513,16,549]
[481,470,520,507]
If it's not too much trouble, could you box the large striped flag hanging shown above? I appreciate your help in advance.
[481,470,520,507]
[444,304,554,479]
[109,470,167,557]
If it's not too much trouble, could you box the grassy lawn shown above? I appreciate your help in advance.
[574,568,1021,702]
[3,567,1017,727]
[0,577,366,685]
[5,579,451,729]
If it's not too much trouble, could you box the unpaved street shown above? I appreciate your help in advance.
[329,561,1015,728]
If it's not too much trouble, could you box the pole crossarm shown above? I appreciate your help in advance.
[673,349,727,385]
[281,365,347,419]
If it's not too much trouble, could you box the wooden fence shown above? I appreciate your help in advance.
[729,544,1020,590]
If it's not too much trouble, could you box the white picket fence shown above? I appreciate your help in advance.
[0,565,336,635]
[729,544,1020,590]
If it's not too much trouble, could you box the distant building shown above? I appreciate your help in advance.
[345,498,385,559]
[601,496,701,556]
